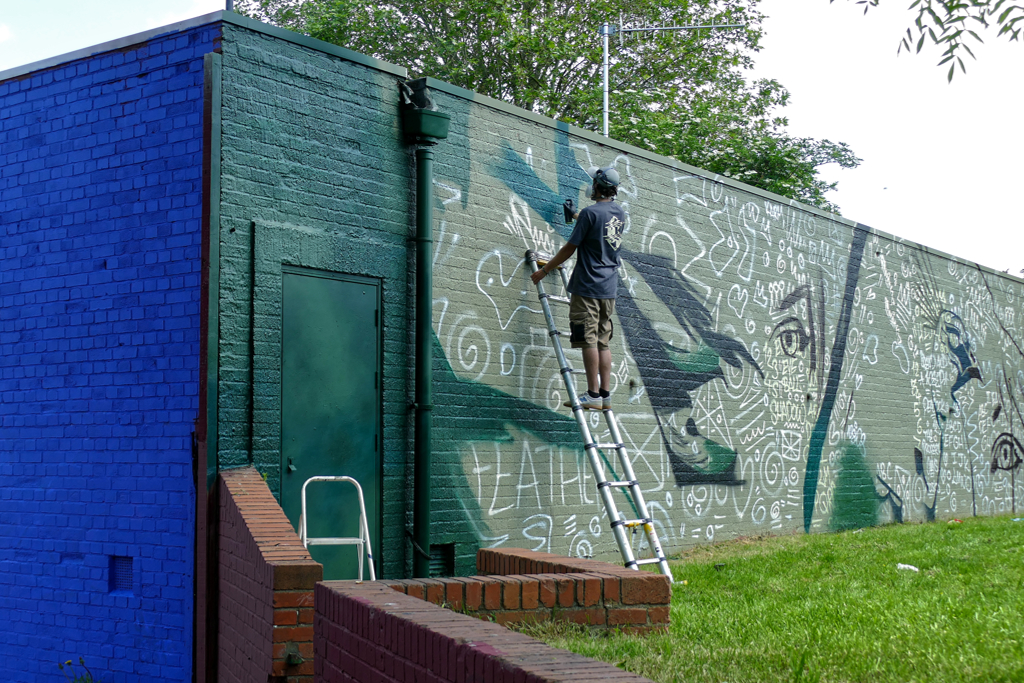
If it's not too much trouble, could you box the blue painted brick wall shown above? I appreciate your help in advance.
[0,24,220,682]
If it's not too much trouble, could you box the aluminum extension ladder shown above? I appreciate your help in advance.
[525,250,673,578]
[299,476,376,581]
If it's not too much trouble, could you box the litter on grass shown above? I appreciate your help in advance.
[897,563,920,572]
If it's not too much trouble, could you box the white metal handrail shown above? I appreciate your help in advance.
[299,475,376,581]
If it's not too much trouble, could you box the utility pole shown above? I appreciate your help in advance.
[601,20,744,138]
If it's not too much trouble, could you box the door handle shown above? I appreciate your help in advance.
[288,457,297,473]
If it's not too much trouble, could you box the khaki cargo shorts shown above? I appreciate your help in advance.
[569,295,615,350]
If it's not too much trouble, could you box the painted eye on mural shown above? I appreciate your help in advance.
[990,432,1024,473]
[652,321,694,354]
[771,317,811,358]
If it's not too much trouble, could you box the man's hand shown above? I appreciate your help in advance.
[563,199,577,224]
[531,242,576,286]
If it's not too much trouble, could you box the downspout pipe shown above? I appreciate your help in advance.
[412,145,434,579]
[399,79,450,578]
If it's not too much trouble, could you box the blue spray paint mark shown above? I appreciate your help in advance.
[491,128,591,241]
[941,310,983,403]
[554,124,594,203]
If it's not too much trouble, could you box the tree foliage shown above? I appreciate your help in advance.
[238,0,860,213]
[610,75,859,209]
[836,0,1024,81]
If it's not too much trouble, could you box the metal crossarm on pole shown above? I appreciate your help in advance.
[525,250,673,578]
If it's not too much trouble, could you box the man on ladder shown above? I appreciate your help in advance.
[530,166,625,411]
[526,168,672,577]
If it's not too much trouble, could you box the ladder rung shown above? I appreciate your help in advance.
[559,367,586,375]
[597,443,623,450]
[611,518,651,529]
[542,294,570,304]
[305,538,364,546]
[627,557,667,567]
[598,480,638,489]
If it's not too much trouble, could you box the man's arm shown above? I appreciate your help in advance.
[530,241,577,285]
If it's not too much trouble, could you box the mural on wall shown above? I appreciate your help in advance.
[427,104,1024,564]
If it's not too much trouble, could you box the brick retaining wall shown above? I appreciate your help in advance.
[218,467,323,682]
[315,580,657,683]
[384,548,670,633]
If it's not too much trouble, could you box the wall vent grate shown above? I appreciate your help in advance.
[110,556,133,593]
[430,543,455,578]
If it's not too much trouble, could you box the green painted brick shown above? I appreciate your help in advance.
[211,23,414,577]
[207,18,1024,581]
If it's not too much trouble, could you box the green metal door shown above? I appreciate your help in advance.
[281,266,381,580]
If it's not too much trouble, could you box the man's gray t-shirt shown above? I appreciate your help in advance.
[566,200,626,299]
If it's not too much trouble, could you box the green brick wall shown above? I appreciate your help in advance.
[213,22,413,578]
[210,18,1024,578]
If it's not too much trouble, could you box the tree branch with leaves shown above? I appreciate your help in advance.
[835,0,1023,80]
[238,0,860,213]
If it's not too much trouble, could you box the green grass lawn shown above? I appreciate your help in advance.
[519,515,1024,682]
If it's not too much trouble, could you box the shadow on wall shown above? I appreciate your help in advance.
[428,119,1024,566]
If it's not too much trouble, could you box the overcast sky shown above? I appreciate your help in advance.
[754,1,1023,276]
[1,0,1020,275]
